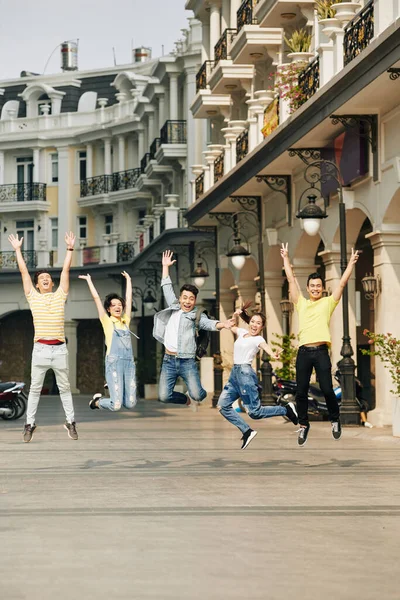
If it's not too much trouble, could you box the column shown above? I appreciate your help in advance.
[118,135,125,172]
[64,321,80,394]
[164,195,180,229]
[33,148,40,182]
[185,66,197,205]
[138,130,145,159]
[148,113,155,144]
[264,272,285,343]
[372,0,394,36]
[219,288,235,385]
[0,150,4,184]
[104,138,112,175]
[230,0,242,29]
[221,0,230,30]
[201,21,210,61]
[169,73,179,121]
[86,143,93,178]
[366,231,400,429]
[209,3,221,60]
[56,147,70,266]
[158,95,165,131]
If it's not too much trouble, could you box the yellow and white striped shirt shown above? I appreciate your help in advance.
[27,286,67,342]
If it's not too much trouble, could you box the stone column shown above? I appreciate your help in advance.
[203,145,223,189]
[169,73,179,121]
[366,231,400,430]
[0,150,4,184]
[221,0,230,30]
[209,2,221,60]
[148,113,155,144]
[104,139,112,175]
[374,0,396,35]
[201,21,210,61]
[56,147,70,266]
[86,143,93,178]
[158,95,165,131]
[118,135,125,172]
[33,149,40,182]
[185,65,197,204]
[138,130,145,159]
[264,272,285,344]
[230,0,242,29]
[65,320,80,394]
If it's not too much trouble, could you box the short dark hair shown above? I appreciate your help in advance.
[307,272,325,287]
[104,293,126,314]
[34,270,52,285]
[240,310,266,327]
[179,284,199,298]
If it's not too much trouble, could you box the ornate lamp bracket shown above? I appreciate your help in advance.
[288,148,321,165]
[208,212,236,228]
[255,175,292,226]
[330,114,378,181]
[387,68,400,81]
[229,195,260,214]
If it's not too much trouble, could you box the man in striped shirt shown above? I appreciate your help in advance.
[9,231,78,443]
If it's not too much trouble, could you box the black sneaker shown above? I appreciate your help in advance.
[241,429,258,450]
[285,401,299,425]
[64,421,78,440]
[89,393,101,410]
[23,423,36,443]
[103,382,108,390]
[332,420,342,440]
[297,424,310,447]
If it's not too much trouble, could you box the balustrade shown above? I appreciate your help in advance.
[298,56,320,104]
[0,183,46,202]
[344,0,374,66]
[236,129,249,163]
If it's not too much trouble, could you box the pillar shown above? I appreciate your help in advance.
[158,95,165,130]
[374,0,396,36]
[65,320,80,394]
[56,147,70,266]
[104,138,112,175]
[230,0,242,30]
[148,113,155,143]
[0,150,4,184]
[169,73,179,120]
[201,21,210,61]
[209,3,221,59]
[164,195,180,229]
[33,148,40,182]
[221,0,230,30]
[118,135,125,172]
[264,272,285,345]
[138,130,145,159]
[86,143,93,178]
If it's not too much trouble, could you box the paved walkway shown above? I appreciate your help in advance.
[1,395,399,600]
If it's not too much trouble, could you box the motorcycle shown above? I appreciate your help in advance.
[0,382,27,420]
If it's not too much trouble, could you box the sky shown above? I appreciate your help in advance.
[0,0,192,80]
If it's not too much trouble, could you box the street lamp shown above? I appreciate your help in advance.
[226,237,251,270]
[143,289,157,310]
[297,159,359,425]
[132,284,157,397]
[280,298,293,336]
[361,273,381,300]
[190,260,210,289]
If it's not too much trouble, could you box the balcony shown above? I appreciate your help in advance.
[236,129,249,163]
[254,0,315,29]
[150,137,161,159]
[160,120,187,144]
[237,0,259,32]
[80,175,111,198]
[298,56,320,106]
[0,250,37,269]
[344,0,374,67]
[196,60,215,92]
[208,28,254,95]
[214,28,237,66]
[0,183,49,212]
[117,241,135,263]
[195,172,204,200]
[140,153,151,174]
[214,152,224,184]
[112,168,141,191]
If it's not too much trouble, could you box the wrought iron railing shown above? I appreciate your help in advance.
[82,246,101,265]
[214,28,237,65]
[236,129,249,163]
[214,153,224,184]
[237,0,259,32]
[0,250,37,269]
[298,56,320,104]
[344,0,374,66]
[112,168,141,191]
[150,137,161,159]
[140,152,151,173]
[159,212,166,234]
[117,242,135,263]
[160,120,187,144]
[196,60,215,92]
[0,183,46,202]
[80,175,112,197]
[195,173,204,200]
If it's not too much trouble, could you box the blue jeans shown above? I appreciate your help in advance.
[99,325,137,411]
[159,355,207,405]
[218,364,287,434]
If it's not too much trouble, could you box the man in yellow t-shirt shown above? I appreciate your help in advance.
[8,231,78,443]
[281,243,359,446]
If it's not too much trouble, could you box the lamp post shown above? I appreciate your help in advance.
[280,298,293,336]
[132,285,157,397]
[296,159,359,424]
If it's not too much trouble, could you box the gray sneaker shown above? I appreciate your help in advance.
[64,421,78,440]
[23,423,36,443]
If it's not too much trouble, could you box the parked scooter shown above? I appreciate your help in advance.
[0,382,27,420]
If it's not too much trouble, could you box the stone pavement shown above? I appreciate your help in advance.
[0,395,399,600]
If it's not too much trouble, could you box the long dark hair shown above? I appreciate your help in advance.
[238,301,266,327]
[104,293,126,314]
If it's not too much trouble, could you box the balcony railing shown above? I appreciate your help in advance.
[195,173,204,200]
[237,0,259,32]
[196,60,215,92]
[80,175,112,197]
[82,246,101,265]
[344,0,374,66]
[140,152,151,174]
[298,56,320,105]
[117,242,135,263]
[214,28,237,65]
[236,129,249,163]
[0,250,37,269]
[160,120,187,144]
[0,183,46,202]
[112,168,141,191]
[214,153,224,184]
[150,137,161,159]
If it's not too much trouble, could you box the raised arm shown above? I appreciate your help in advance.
[122,270,132,321]
[199,313,235,332]
[78,274,105,319]
[161,250,178,306]
[259,340,281,360]
[60,231,76,294]
[162,249,176,279]
[332,248,359,302]
[280,243,300,304]
[8,234,33,296]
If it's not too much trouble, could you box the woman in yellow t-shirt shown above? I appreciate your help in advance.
[79,271,137,412]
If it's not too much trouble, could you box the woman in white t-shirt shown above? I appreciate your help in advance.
[218,305,298,450]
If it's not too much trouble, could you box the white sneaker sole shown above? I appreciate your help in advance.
[241,430,258,450]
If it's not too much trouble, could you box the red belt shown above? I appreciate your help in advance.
[37,339,64,345]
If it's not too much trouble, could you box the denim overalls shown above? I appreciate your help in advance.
[99,322,137,411]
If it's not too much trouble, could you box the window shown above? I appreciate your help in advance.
[78,215,87,240]
[78,151,87,181]
[16,220,34,251]
[50,153,58,183]
[104,214,113,235]
[51,218,58,249]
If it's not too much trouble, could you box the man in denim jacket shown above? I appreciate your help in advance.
[153,250,234,408]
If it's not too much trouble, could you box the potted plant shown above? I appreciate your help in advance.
[332,1,362,25]
[361,330,400,436]
[315,0,342,36]
[274,62,310,113]
[284,28,313,63]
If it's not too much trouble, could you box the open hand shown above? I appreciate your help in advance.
[121,270,131,280]
[223,318,236,329]
[65,231,76,249]
[162,250,176,268]
[78,274,92,282]
[8,233,23,250]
